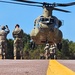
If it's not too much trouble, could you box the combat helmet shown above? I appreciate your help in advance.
[1,26,6,30]
[15,24,20,28]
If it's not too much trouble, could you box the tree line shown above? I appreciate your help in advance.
[6,33,75,59]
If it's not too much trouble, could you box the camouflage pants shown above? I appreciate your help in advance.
[0,40,7,59]
[45,49,50,59]
[14,38,23,59]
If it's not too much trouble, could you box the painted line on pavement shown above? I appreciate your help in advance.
[47,60,75,75]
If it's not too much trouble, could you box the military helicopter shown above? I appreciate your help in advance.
[12,1,75,48]
[0,0,75,49]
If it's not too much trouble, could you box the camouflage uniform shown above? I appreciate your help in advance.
[12,24,24,59]
[0,25,10,59]
[49,43,57,59]
[44,43,50,59]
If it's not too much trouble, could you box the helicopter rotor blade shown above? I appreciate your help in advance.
[54,8,71,13]
[14,1,75,7]
[57,2,75,7]
[14,0,43,4]
[0,1,75,11]
[0,1,42,7]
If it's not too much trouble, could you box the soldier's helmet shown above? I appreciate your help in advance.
[15,24,20,28]
[46,43,49,46]
[1,26,6,30]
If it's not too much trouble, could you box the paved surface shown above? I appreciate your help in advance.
[0,59,75,75]
[47,60,75,75]
[0,60,49,75]
[57,60,75,72]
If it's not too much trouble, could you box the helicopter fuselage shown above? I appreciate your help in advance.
[30,15,63,45]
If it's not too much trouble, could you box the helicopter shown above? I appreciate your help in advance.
[0,0,75,50]
[12,0,75,49]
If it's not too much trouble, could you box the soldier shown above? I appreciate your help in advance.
[49,43,57,59]
[12,24,24,59]
[44,43,50,59]
[0,25,10,59]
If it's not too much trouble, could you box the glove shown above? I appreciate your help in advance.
[6,25,8,28]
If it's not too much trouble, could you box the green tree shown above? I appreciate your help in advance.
[62,39,70,59]
[6,33,75,59]
[69,41,75,59]
[7,39,14,59]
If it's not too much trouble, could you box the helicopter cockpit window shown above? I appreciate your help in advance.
[40,17,44,21]
[45,18,49,21]
[40,17,50,24]
[50,18,54,24]
[39,17,54,24]
[34,19,40,28]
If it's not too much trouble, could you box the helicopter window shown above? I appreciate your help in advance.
[40,17,44,21]
[34,23,39,28]
[40,17,50,23]
[50,18,54,24]
[44,18,49,21]
[58,20,62,28]
[54,24,58,28]
[44,18,50,23]
[39,17,55,25]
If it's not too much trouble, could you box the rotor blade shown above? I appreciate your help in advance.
[0,1,42,7]
[14,0,43,4]
[54,8,71,13]
[57,2,75,7]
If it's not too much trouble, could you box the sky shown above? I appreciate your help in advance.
[0,0,75,42]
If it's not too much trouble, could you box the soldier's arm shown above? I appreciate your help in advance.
[44,47,46,50]
[5,25,10,34]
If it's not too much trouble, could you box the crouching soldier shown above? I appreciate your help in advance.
[12,24,24,59]
[0,25,10,59]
